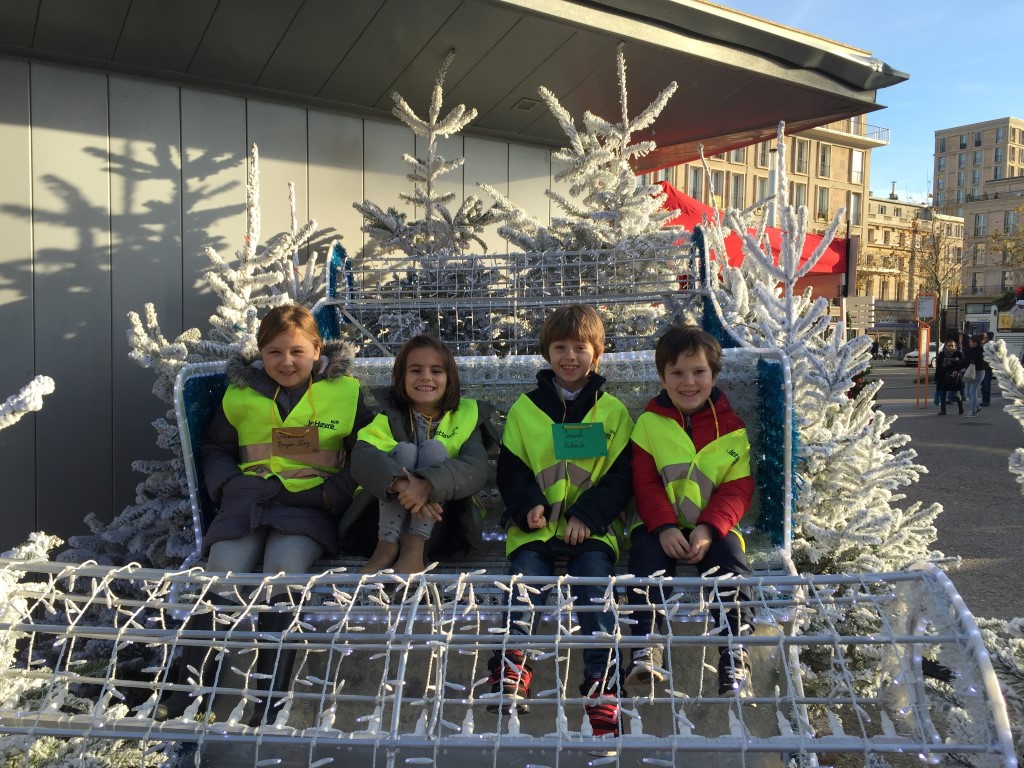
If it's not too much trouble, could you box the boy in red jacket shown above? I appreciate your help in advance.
[626,325,754,696]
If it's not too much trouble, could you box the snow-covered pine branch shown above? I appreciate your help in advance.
[0,376,55,432]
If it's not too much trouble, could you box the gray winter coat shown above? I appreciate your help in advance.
[201,340,373,556]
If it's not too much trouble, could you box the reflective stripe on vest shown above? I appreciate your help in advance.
[222,376,360,492]
[503,393,633,559]
[356,399,480,457]
[631,409,750,536]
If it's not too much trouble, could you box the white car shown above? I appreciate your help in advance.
[904,343,938,367]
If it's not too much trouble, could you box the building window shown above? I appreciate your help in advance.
[974,150,982,166]
[794,138,809,174]
[790,181,807,209]
[880,280,889,300]
[730,147,747,163]
[970,187,979,201]
[755,176,769,202]
[878,204,887,216]
[849,191,862,226]
[997,127,1006,143]
[1007,209,1019,234]
[959,134,968,149]
[939,137,947,153]
[850,149,864,184]
[937,177,945,190]
[938,156,947,171]
[899,231,906,247]
[818,144,832,177]
[756,142,770,167]
[883,230,890,245]
[688,167,703,199]
[995,147,1005,163]
[957,171,965,186]
[711,170,725,207]
[995,167,1004,180]
[975,131,983,147]
[974,212,987,237]
[974,243,986,265]
[936,191,946,207]
[896,282,904,302]
[972,168,981,184]
[1012,147,1017,163]
[958,152,967,168]
[816,186,830,218]
[894,207,902,218]
[956,189,965,204]
[868,228,876,243]
[730,173,745,208]
[1004,271,1014,290]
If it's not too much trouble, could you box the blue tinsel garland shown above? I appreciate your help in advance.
[755,358,797,547]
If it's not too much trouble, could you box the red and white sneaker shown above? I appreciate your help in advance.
[485,650,532,714]
[582,676,621,737]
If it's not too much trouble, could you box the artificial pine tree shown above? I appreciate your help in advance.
[482,44,691,349]
[59,144,329,569]
[703,124,942,694]
[352,51,501,354]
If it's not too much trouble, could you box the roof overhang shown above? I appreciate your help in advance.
[0,0,907,171]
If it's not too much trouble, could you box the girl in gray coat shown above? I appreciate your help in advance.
[350,335,498,573]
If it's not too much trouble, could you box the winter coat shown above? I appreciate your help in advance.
[961,343,985,374]
[497,369,633,559]
[201,340,373,556]
[339,391,500,561]
[631,388,753,539]
[935,348,964,390]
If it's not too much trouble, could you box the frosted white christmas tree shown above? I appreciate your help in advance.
[352,51,502,353]
[482,45,691,349]
[60,144,330,568]
[703,123,942,694]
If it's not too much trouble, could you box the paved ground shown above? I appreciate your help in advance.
[870,357,1022,621]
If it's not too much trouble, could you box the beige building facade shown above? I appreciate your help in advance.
[935,117,1024,300]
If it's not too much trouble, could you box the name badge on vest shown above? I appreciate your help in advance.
[272,427,319,457]
[552,422,607,460]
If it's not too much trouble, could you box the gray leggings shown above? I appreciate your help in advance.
[207,530,323,592]
[379,439,449,543]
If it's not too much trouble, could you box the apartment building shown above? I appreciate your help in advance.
[660,117,888,252]
[935,117,1024,301]
[862,196,964,335]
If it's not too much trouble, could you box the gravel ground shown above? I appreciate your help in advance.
[871,358,1023,621]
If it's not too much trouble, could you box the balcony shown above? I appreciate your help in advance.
[963,283,1010,297]
[803,119,890,148]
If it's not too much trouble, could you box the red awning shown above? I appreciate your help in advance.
[659,181,847,275]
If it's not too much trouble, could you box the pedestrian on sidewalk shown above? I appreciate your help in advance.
[935,338,964,416]
[981,331,994,407]
[962,333,986,417]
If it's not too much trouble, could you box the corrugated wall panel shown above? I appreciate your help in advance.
[30,64,113,536]
[308,110,364,263]
[508,143,552,226]
[0,59,39,545]
[464,136,510,256]
[180,90,247,333]
[108,76,184,517]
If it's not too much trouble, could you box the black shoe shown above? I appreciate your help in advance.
[717,647,752,697]
[246,601,300,727]
[982,402,990,407]
[153,603,222,721]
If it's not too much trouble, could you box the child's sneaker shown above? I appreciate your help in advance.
[717,647,752,697]
[485,650,532,714]
[624,645,665,686]
[581,676,621,738]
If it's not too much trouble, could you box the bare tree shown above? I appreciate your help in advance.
[989,202,1024,287]
[911,207,966,298]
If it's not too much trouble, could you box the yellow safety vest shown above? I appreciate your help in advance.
[503,393,633,558]
[356,399,480,457]
[630,409,750,546]
[222,376,360,492]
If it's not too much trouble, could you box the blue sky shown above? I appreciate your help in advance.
[722,0,1024,204]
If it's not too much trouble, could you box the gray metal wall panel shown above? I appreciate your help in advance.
[464,136,510,256]
[180,89,247,333]
[108,76,184,517]
[30,64,113,536]
[308,111,364,258]
[508,143,552,225]
[0,59,39,546]
[361,118,414,260]
[245,101,309,258]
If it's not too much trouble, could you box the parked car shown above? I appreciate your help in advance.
[904,343,938,367]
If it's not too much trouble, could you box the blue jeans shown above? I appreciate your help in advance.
[627,526,752,639]
[505,541,620,683]
[965,375,982,413]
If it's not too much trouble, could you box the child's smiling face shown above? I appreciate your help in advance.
[547,337,599,392]
[260,329,320,388]
[404,346,447,415]
[660,349,717,415]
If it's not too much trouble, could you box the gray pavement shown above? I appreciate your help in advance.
[871,357,1022,621]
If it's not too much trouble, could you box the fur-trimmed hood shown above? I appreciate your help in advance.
[225,339,358,388]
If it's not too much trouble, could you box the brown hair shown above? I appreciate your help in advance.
[538,304,605,362]
[391,335,461,414]
[257,304,323,351]
[655,325,723,378]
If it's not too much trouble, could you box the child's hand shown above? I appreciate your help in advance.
[397,468,432,510]
[526,505,547,530]
[680,524,713,565]
[412,502,444,524]
[658,527,689,560]
[562,517,591,546]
